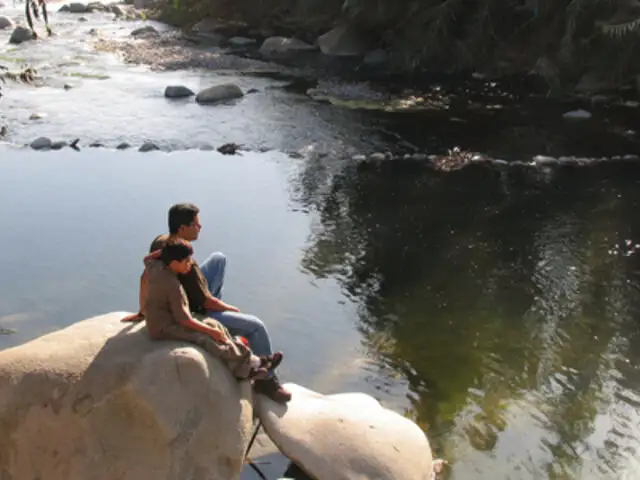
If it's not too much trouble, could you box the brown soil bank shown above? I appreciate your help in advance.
[154,0,640,96]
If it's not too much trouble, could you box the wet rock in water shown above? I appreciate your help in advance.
[88,28,100,36]
[164,85,194,98]
[256,383,434,480]
[78,17,88,22]
[195,83,244,104]
[533,155,558,165]
[317,25,367,57]
[116,142,131,150]
[562,109,592,120]
[139,141,159,152]
[259,36,316,58]
[29,112,46,120]
[217,143,240,155]
[30,137,52,150]
[0,312,255,480]
[9,26,35,45]
[131,26,159,38]
[68,2,89,13]
[0,15,14,30]
[51,141,67,150]
[63,83,73,90]
[228,36,256,47]
[89,141,104,148]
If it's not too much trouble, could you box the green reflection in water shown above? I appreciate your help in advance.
[295,159,640,479]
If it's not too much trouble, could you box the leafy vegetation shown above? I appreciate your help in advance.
[159,0,640,86]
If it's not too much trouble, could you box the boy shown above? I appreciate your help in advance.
[143,238,283,383]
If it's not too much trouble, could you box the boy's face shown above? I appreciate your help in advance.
[170,257,193,275]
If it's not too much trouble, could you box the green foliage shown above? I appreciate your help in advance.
[159,0,640,82]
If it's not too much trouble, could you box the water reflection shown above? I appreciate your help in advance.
[293,159,640,478]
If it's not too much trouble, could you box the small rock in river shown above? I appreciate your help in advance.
[30,137,52,150]
[164,85,194,98]
[116,142,131,150]
[562,109,592,120]
[217,143,240,155]
[51,141,67,150]
[139,141,159,152]
[29,113,47,120]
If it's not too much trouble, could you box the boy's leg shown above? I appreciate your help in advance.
[199,251,226,300]
[158,324,254,379]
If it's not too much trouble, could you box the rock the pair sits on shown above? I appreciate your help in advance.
[0,312,436,480]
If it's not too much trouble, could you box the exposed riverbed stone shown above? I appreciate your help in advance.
[0,311,255,480]
[257,383,434,480]
[9,26,35,45]
[228,36,256,47]
[0,15,14,30]
[259,36,316,58]
[68,2,89,13]
[317,25,367,57]
[195,83,243,104]
[131,26,159,38]
[30,137,52,150]
[164,85,194,98]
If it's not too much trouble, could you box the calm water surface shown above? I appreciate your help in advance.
[2,150,640,479]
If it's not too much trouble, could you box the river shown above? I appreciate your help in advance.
[2,1,640,479]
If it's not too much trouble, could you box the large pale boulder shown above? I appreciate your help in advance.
[256,383,433,479]
[0,311,255,480]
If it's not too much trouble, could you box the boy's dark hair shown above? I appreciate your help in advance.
[160,238,194,265]
[168,203,200,234]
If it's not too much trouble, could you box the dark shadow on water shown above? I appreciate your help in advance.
[289,157,640,478]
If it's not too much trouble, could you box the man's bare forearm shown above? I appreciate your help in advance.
[204,295,238,312]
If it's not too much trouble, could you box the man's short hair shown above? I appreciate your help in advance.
[160,238,193,265]
[168,203,200,234]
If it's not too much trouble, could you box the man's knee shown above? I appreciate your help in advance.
[243,313,266,331]
[203,251,226,268]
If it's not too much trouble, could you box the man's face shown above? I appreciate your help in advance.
[180,214,202,241]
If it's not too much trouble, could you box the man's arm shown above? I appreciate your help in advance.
[204,295,240,313]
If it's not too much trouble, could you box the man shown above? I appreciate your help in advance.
[123,203,291,403]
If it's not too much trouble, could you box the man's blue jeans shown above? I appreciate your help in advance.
[199,252,274,359]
